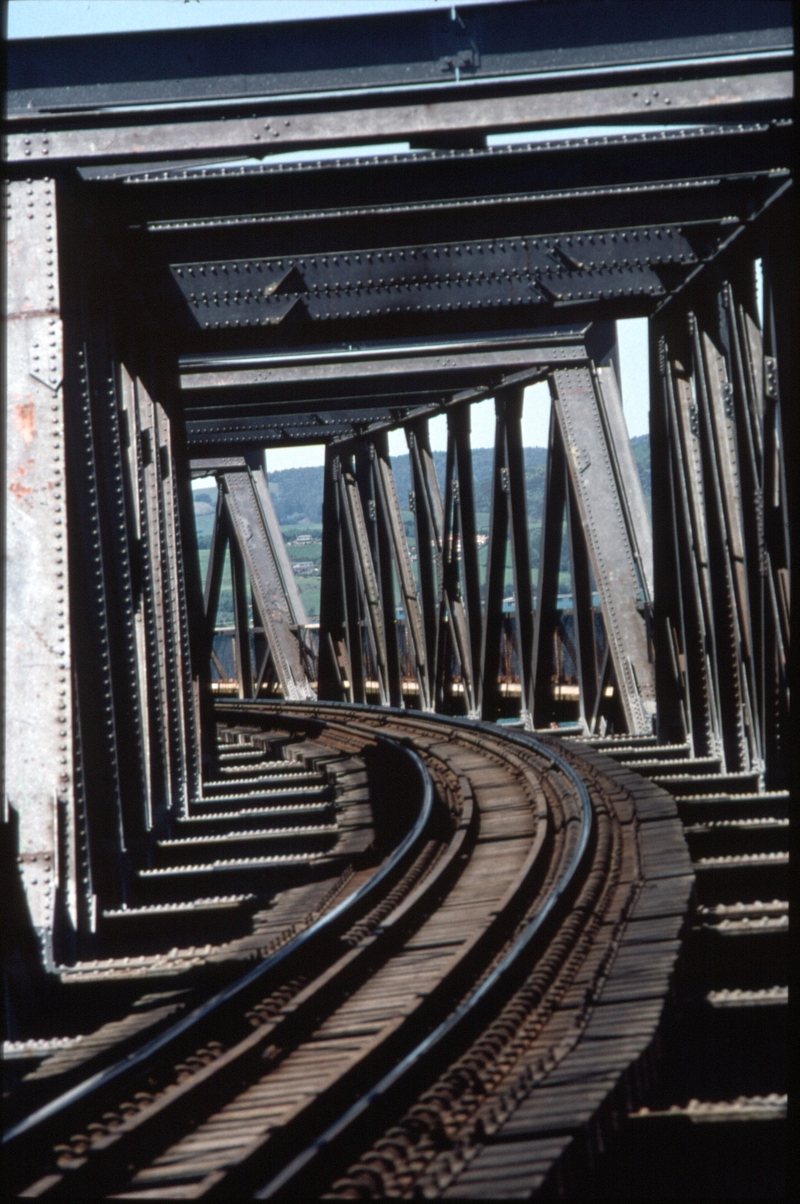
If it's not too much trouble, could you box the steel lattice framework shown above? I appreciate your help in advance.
[2,0,792,970]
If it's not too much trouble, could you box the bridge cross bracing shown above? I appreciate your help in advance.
[2,0,792,975]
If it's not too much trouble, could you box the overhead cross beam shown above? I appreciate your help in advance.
[169,227,695,330]
[7,0,791,123]
[5,71,791,167]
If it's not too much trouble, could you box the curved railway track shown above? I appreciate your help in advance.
[4,702,694,1200]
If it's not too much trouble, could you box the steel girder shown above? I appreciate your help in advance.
[651,255,790,786]
[6,1,790,120]
[169,228,690,329]
[4,178,209,967]
[4,178,72,968]
[75,124,794,381]
[4,71,791,168]
[220,467,314,702]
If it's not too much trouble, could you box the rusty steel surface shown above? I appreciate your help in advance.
[4,177,72,967]
[4,71,793,167]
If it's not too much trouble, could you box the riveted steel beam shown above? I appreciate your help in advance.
[5,71,791,166]
[222,469,315,702]
[552,364,656,735]
[318,450,353,703]
[179,335,587,392]
[406,419,443,709]
[651,318,717,756]
[186,408,420,449]
[531,408,568,730]
[170,228,692,329]
[480,386,534,725]
[4,178,73,967]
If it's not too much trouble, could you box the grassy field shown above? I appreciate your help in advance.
[195,515,324,623]
[192,439,653,621]
[195,512,572,623]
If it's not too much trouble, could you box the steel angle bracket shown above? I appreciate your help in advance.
[28,346,62,394]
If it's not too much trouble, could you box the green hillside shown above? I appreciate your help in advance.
[194,436,651,622]
[260,436,650,530]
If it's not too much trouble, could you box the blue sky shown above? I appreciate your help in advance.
[10,0,651,468]
[7,1,499,38]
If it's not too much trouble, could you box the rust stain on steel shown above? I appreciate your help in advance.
[8,460,36,505]
[4,309,60,320]
[6,72,791,164]
[13,403,37,444]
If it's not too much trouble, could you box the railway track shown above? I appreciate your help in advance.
[4,702,693,1200]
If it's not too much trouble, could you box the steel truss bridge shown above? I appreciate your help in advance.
[2,2,792,1198]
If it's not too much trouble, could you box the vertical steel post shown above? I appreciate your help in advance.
[481,398,511,722]
[532,408,567,729]
[166,389,210,796]
[407,420,441,703]
[357,438,402,707]
[4,178,74,966]
[690,308,755,772]
[503,387,535,728]
[318,448,352,701]
[341,455,388,704]
[725,268,766,758]
[650,320,689,749]
[151,391,190,812]
[760,245,791,786]
[117,364,156,828]
[227,491,254,699]
[372,431,430,709]
[436,429,460,713]
[481,388,534,723]
[437,413,479,716]
[552,364,656,735]
[451,406,483,715]
[650,318,712,753]
[565,473,600,731]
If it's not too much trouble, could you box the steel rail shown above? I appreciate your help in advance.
[216,701,594,1200]
[2,732,433,1151]
[18,702,593,1200]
